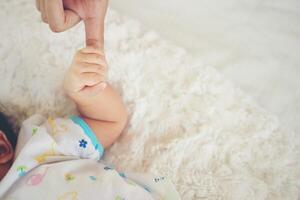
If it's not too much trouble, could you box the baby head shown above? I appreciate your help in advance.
[0,111,16,180]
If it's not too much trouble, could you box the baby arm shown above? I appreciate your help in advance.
[64,47,128,148]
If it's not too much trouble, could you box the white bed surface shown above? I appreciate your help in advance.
[111,0,300,133]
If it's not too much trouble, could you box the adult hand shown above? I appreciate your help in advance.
[36,0,108,48]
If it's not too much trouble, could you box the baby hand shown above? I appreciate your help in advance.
[64,47,108,103]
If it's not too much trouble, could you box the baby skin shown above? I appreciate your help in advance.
[64,46,127,148]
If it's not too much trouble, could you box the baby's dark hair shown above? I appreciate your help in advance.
[0,111,17,149]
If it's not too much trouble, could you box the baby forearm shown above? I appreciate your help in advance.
[75,84,127,123]
[64,47,128,148]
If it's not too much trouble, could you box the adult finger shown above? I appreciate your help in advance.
[45,0,80,32]
[84,18,103,48]
[84,0,108,48]
[40,0,48,23]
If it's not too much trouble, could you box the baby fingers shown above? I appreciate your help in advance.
[77,52,107,66]
[80,46,104,55]
[79,73,105,87]
[79,82,107,96]
[76,63,106,74]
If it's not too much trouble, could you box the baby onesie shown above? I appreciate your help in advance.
[0,114,180,200]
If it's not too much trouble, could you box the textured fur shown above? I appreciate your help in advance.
[0,0,299,199]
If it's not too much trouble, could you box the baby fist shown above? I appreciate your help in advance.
[64,47,108,102]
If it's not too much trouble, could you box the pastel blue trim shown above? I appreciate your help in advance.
[70,115,104,158]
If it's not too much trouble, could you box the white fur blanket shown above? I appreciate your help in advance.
[0,0,299,199]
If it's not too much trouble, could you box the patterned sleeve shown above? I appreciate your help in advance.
[44,116,104,161]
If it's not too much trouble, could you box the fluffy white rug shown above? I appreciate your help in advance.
[111,0,300,134]
[0,0,299,199]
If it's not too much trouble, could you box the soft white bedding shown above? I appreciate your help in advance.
[1,115,180,199]
[0,0,299,199]
[111,0,300,133]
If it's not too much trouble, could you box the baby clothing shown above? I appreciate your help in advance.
[0,114,180,200]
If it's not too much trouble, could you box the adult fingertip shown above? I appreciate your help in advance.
[86,39,100,48]
[86,40,104,51]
